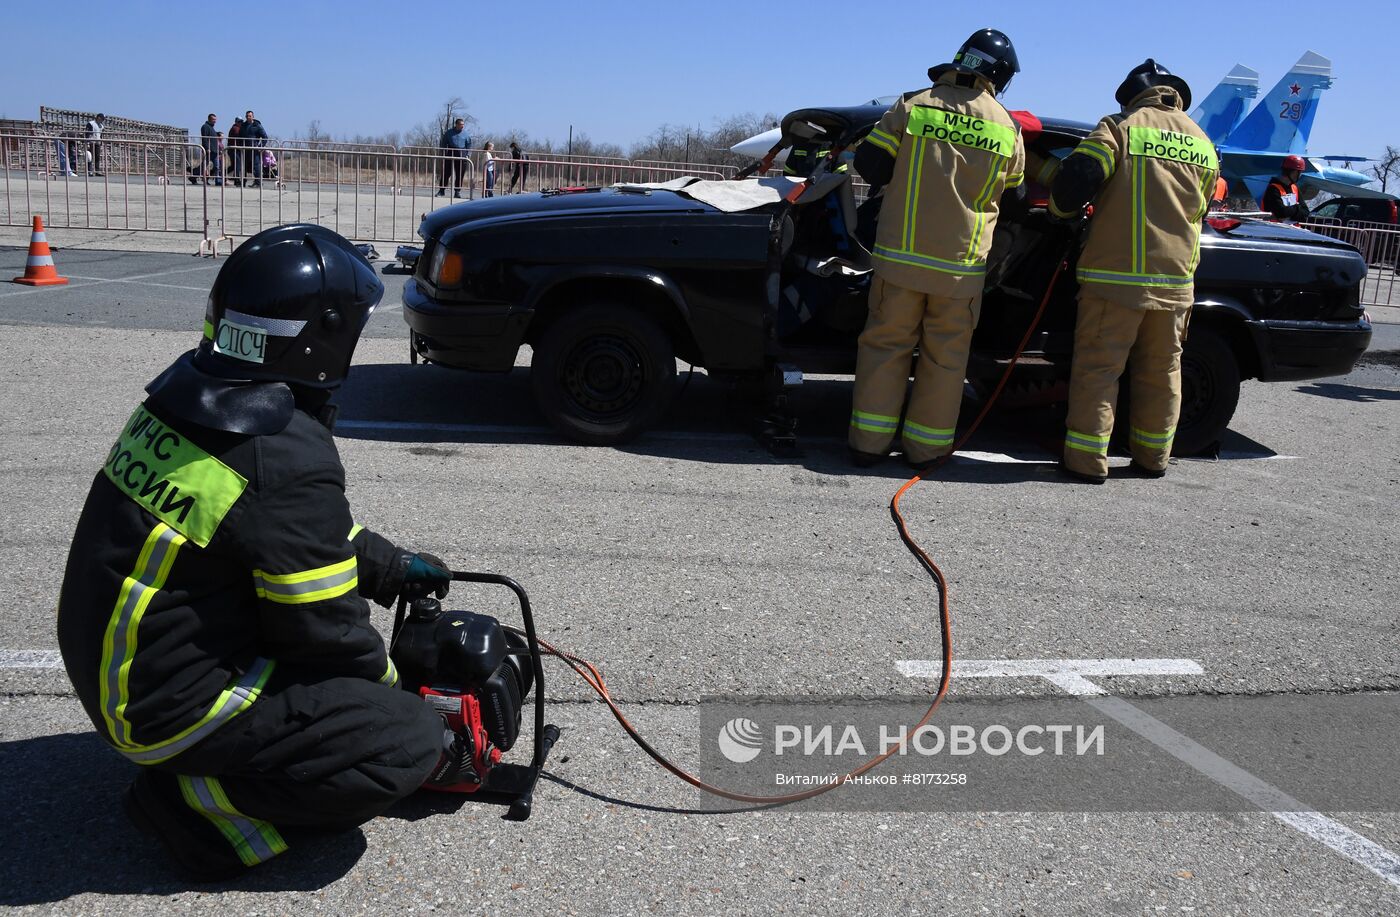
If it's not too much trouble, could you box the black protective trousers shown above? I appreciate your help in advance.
[129,671,442,874]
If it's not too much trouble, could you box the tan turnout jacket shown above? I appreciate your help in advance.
[1055,86,1219,309]
[864,73,1025,296]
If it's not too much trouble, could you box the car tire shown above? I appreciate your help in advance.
[530,303,676,445]
[1172,325,1241,456]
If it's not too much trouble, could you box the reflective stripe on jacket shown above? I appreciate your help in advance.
[864,73,1025,296]
[1054,86,1218,308]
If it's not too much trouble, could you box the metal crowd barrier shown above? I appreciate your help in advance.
[1299,218,1399,308]
[2,132,741,249]
[1,133,915,255]
[1,133,205,234]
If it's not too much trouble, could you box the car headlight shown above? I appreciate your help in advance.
[428,245,463,289]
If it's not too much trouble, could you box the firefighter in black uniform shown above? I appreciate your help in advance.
[57,225,474,880]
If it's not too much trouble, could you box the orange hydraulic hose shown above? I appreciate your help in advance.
[523,255,1070,806]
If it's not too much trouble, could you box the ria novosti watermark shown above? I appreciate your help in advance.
[697,694,1400,812]
[720,716,1104,763]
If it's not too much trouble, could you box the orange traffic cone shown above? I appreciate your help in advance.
[12,216,68,286]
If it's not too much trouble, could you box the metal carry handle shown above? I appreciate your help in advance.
[447,572,548,772]
[391,568,561,819]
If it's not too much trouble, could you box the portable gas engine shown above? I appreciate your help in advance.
[389,570,560,820]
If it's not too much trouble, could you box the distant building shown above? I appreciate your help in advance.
[0,108,191,177]
[39,107,188,144]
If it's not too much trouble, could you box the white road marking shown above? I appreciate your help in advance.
[0,262,215,298]
[0,279,91,298]
[335,422,1296,465]
[81,263,216,282]
[0,650,64,668]
[953,451,1053,465]
[335,419,751,443]
[62,274,208,292]
[899,657,1400,890]
[897,658,1205,681]
[1183,452,1298,462]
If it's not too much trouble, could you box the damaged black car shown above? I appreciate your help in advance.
[403,103,1373,453]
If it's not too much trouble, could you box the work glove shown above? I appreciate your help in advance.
[401,551,451,600]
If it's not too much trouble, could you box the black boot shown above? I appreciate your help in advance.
[124,771,249,882]
[1126,460,1167,479]
[1058,461,1106,485]
[849,447,885,468]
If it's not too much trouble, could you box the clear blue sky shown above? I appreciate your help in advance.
[2,0,1396,160]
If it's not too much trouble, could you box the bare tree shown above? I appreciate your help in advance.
[436,97,477,134]
[304,119,330,150]
[628,114,777,166]
[1368,145,1400,194]
[403,98,477,149]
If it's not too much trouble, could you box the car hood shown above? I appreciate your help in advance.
[419,188,713,240]
[1204,218,1358,252]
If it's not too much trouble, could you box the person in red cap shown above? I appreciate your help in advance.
[1261,155,1310,221]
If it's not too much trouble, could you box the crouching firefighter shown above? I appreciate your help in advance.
[57,225,479,880]
[848,28,1025,470]
[1049,60,1219,483]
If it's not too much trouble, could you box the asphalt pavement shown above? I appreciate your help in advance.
[1,247,1397,914]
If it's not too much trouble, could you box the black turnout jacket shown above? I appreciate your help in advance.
[58,399,410,766]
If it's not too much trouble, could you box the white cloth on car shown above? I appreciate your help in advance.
[613,176,805,212]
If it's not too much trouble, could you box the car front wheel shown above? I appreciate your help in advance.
[530,303,676,445]
[1172,324,1241,456]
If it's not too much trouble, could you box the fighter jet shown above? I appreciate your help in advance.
[1201,52,1381,201]
[733,54,1380,202]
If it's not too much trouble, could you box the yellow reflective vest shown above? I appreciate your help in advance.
[864,73,1025,296]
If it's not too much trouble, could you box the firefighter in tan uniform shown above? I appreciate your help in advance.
[1050,60,1219,483]
[849,29,1025,470]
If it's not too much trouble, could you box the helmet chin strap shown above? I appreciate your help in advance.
[291,385,339,430]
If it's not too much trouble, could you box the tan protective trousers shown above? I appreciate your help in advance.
[849,276,982,463]
[1063,291,1190,478]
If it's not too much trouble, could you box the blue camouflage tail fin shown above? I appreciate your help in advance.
[1189,65,1259,144]
[1224,51,1332,154]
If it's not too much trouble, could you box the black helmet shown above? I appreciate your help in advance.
[930,29,1020,95]
[195,224,383,390]
[1115,59,1192,110]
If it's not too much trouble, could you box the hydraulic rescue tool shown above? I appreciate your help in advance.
[425,246,1075,810]
[398,138,1077,813]
[391,570,560,820]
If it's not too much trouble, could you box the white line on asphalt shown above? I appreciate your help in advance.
[335,419,751,443]
[898,657,1400,890]
[334,421,1296,464]
[0,262,215,298]
[0,650,63,668]
[0,280,91,298]
[953,451,1054,465]
[62,274,208,292]
[1087,693,1400,888]
[1183,453,1298,462]
[897,658,1206,680]
[92,263,218,282]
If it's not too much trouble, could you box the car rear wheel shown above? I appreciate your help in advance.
[530,303,676,445]
[1172,325,1240,456]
